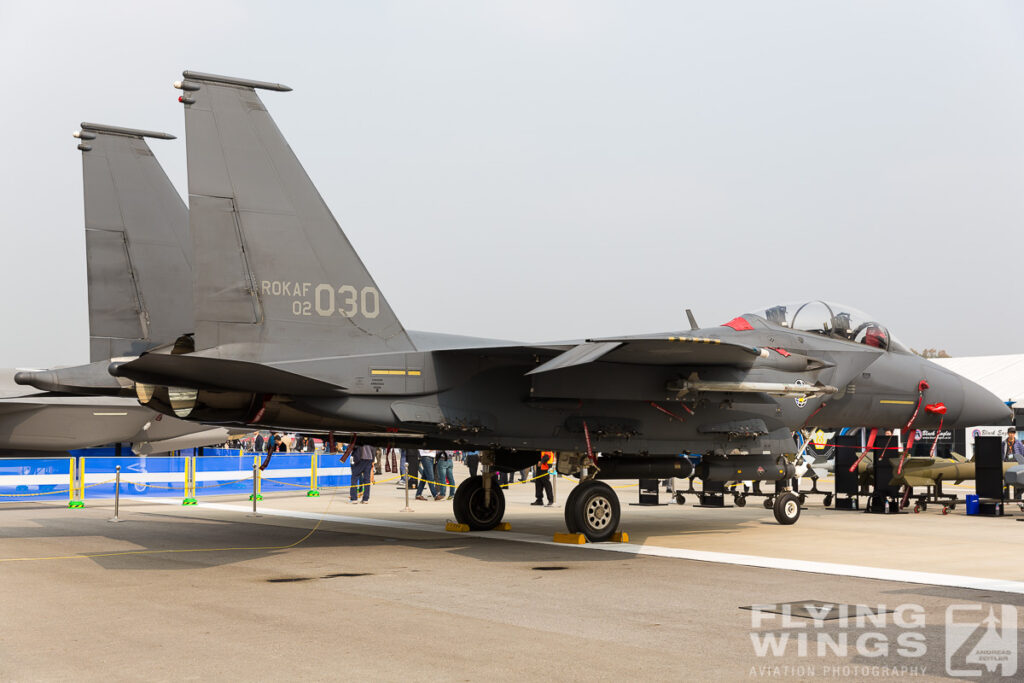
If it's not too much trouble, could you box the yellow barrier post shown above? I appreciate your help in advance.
[67,457,83,508]
[307,452,320,497]
[249,452,263,501]
[183,454,197,505]
[78,457,86,503]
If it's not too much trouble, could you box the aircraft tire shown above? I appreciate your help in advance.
[773,492,801,525]
[452,476,505,530]
[563,485,583,533]
[569,480,620,542]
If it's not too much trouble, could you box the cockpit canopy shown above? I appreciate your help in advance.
[745,300,905,352]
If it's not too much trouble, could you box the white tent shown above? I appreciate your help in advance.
[933,355,1024,406]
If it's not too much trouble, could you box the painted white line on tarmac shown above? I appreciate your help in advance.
[144,498,1024,595]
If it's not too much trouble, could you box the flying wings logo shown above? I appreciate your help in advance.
[945,605,1018,677]
[260,281,381,319]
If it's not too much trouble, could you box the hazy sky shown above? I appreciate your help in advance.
[2,1,1023,367]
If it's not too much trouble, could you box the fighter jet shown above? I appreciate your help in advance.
[111,71,1011,540]
[5,123,233,454]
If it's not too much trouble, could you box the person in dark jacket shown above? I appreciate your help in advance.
[531,451,554,506]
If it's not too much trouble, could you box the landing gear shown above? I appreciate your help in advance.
[773,492,801,525]
[564,486,583,533]
[565,480,621,542]
[452,476,506,531]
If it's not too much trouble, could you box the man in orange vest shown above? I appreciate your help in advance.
[531,451,555,506]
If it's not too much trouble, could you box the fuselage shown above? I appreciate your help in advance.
[136,311,1011,457]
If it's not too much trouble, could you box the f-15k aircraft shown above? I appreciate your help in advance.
[109,71,1010,540]
[7,123,233,455]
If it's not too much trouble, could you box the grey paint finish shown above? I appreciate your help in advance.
[0,369,223,452]
[2,122,236,455]
[113,72,1012,462]
[180,73,413,362]
[80,123,192,362]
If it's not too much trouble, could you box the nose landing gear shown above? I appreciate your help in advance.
[773,491,801,525]
[452,475,506,531]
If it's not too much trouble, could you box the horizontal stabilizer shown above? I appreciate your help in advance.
[111,353,344,397]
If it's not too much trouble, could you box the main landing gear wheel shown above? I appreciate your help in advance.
[567,480,621,542]
[452,476,505,531]
[563,485,584,533]
[773,492,801,525]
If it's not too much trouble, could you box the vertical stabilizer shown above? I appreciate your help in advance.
[78,123,192,361]
[177,71,414,362]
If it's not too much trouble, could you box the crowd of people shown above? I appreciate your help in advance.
[237,432,559,506]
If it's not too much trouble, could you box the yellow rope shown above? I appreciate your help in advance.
[0,488,72,498]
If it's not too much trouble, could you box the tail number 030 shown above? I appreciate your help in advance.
[291,285,380,318]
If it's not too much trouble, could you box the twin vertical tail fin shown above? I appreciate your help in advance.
[78,123,193,361]
[176,71,414,362]
[15,124,192,395]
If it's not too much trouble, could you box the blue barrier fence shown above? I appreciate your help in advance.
[0,449,351,501]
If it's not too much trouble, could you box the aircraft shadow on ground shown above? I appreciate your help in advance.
[0,507,646,570]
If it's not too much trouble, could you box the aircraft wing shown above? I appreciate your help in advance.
[527,336,763,375]
[111,353,344,397]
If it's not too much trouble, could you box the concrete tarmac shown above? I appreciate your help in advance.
[1,466,1021,681]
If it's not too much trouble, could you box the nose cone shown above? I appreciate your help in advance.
[957,379,1013,428]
